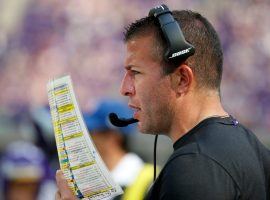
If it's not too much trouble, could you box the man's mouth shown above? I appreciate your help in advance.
[128,104,141,119]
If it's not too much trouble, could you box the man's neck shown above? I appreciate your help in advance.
[169,89,228,143]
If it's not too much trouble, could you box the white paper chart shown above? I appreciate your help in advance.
[47,75,123,200]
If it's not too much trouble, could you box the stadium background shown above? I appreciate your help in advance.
[0,0,269,173]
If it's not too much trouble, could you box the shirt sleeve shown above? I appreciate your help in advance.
[159,153,240,200]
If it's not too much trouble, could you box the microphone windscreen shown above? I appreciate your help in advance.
[109,113,138,127]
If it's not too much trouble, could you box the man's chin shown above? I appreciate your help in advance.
[138,123,160,135]
[137,122,148,134]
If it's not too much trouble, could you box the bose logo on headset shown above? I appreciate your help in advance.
[169,47,193,59]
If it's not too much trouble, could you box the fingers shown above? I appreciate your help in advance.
[55,190,61,200]
[55,170,77,200]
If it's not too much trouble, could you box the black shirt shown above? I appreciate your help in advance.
[146,116,270,200]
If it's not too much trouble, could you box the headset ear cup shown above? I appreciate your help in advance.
[161,21,195,61]
[149,4,195,62]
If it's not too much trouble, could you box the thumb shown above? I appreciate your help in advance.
[55,170,77,200]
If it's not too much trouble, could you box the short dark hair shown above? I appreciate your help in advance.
[124,10,223,91]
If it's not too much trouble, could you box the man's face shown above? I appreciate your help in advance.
[120,34,175,134]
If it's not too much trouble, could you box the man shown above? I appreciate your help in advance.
[56,5,270,200]
[83,99,155,200]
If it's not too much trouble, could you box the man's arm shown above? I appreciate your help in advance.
[55,170,78,200]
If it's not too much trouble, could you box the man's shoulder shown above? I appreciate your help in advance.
[171,121,266,172]
[146,119,270,200]
[148,153,239,200]
[173,117,259,155]
[194,121,269,165]
[161,121,269,199]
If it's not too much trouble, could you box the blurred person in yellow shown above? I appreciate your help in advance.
[82,99,155,200]
[0,141,56,200]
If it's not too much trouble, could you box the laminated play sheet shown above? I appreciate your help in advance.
[47,75,123,200]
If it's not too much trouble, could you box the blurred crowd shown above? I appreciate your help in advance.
[0,0,269,198]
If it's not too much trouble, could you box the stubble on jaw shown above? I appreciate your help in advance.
[140,77,175,135]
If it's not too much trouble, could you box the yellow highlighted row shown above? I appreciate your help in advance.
[58,104,74,113]
[64,132,83,141]
[70,161,95,170]
[53,116,77,126]
[59,154,68,160]
[85,187,113,197]
[61,163,69,169]
[54,88,68,95]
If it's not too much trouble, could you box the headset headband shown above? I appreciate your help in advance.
[149,4,195,61]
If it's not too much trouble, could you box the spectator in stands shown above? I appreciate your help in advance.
[0,141,56,200]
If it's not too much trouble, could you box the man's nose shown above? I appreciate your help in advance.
[120,73,135,96]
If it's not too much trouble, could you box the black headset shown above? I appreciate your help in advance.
[148,4,195,62]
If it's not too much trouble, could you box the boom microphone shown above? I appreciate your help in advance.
[109,113,138,127]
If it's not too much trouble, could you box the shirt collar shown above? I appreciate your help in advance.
[173,115,237,151]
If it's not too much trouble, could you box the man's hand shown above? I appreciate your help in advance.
[55,170,78,200]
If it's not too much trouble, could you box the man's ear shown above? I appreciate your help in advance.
[170,64,194,95]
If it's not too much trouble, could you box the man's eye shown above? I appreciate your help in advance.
[131,70,140,75]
